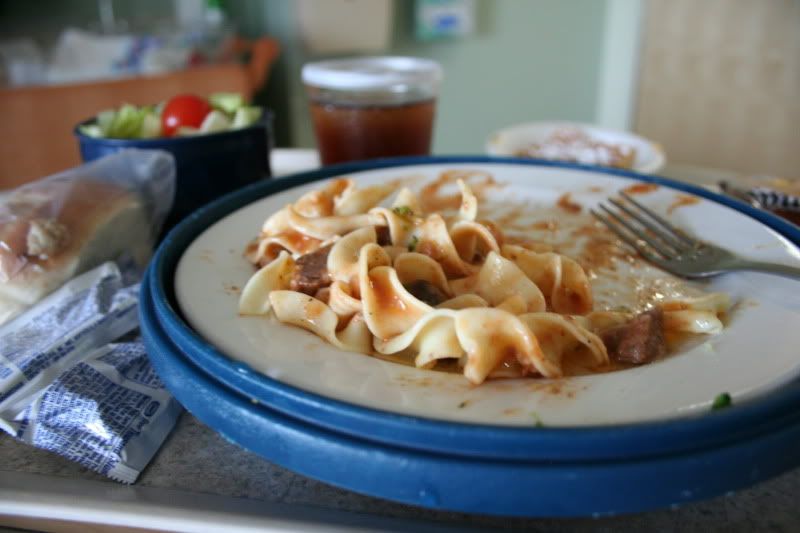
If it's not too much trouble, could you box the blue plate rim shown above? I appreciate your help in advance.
[140,269,800,517]
[145,155,800,461]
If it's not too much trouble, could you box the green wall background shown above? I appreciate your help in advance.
[229,0,608,152]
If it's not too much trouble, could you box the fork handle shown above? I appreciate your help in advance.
[726,260,800,280]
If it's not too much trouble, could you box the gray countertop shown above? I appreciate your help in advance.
[2,158,799,531]
[2,412,800,531]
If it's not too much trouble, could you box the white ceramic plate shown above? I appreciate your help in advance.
[175,163,800,427]
[487,121,666,174]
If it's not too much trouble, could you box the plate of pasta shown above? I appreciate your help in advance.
[166,160,800,429]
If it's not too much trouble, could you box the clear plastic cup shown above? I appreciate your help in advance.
[302,56,443,165]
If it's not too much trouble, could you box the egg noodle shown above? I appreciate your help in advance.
[239,170,729,385]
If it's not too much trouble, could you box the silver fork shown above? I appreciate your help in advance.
[591,191,800,280]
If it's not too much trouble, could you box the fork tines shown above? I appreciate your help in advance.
[591,191,700,264]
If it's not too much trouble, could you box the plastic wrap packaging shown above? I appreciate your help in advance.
[0,150,181,483]
[0,149,175,326]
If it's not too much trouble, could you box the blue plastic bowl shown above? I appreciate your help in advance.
[74,111,273,231]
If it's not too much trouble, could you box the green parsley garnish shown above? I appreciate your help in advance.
[393,205,414,217]
[408,235,419,252]
[711,392,732,410]
[531,412,545,427]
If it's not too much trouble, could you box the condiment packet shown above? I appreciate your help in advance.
[720,181,800,212]
[0,261,182,483]
[720,178,800,226]
[747,187,800,213]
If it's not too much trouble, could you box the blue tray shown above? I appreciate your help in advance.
[141,268,800,517]
[145,156,800,464]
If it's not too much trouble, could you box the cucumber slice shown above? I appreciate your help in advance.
[79,124,104,137]
[232,106,263,128]
[176,126,201,136]
[209,92,246,114]
[140,112,162,139]
[199,110,232,134]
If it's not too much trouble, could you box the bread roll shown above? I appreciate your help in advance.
[0,178,150,326]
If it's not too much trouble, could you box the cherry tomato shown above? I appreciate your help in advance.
[161,94,212,137]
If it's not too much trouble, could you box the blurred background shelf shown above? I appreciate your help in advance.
[0,35,279,188]
[2,1,796,188]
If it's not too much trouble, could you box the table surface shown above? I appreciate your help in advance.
[2,151,798,532]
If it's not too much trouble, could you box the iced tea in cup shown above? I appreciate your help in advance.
[302,56,442,165]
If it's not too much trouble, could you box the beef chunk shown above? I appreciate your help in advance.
[376,225,392,246]
[601,308,666,364]
[289,244,332,295]
[405,280,448,306]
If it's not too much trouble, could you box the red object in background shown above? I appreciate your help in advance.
[187,50,207,67]
[161,94,212,136]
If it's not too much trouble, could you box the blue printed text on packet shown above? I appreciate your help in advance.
[0,262,182,483]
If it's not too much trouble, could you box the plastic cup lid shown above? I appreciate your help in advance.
[302,56,443,91]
